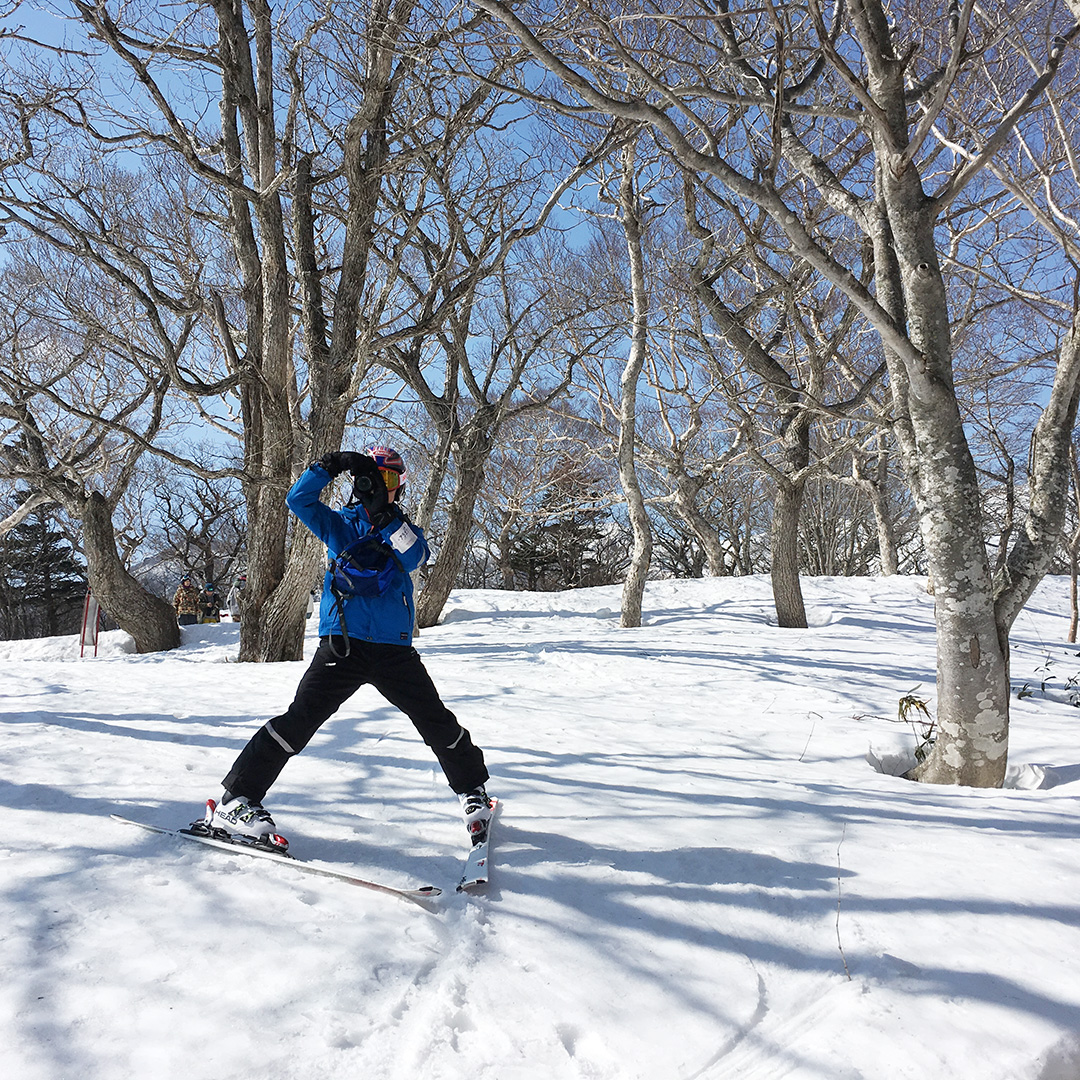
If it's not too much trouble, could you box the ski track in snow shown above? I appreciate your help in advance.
[3,576,1080,1079]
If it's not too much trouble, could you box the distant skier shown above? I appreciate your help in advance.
[207,447,491,848]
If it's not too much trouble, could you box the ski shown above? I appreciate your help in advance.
[458,796,499,892]
[110,814,442,907]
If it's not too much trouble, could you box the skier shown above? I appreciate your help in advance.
[208,447,491,848]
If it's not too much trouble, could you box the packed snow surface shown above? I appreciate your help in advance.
[2,575,1079,1080]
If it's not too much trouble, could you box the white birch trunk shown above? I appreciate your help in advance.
[616,142,653,628]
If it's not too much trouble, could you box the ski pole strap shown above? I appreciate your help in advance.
[328,591,352,658]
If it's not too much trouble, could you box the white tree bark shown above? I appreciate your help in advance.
[616,139,653,628]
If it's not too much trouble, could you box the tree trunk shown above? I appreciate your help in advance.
[415,452,488,629]
[771,476,808,628]
[890,336,1011,786]
[413,419,455,538]
[891,375,1010,789]
[215,0,310,664]
[690,246,811,623]
[868,480,899,576]
[252,526,324,660]
[498,510,517,590]
[617,141,653,628]
[904,408,1010,788]
[862,431,899,575]
[673,479,727,576]
[237,476,295,662]
[1069,536,1079,645]
[770,402,811,627]
[992,313,1080,632]
[81,492,180,654]
[873,165,1011,786]
[1069,447,1080,645]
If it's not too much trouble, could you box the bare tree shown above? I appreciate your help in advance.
[634,345,746,580]
[0,297,181,652]
[385,241,601,627]
[461,406,607,589]
[607,133,654,626]
[845,426,908,576]
[1,0,551,660]
[685,190,884,625]
[143,458,247,589]
[470,0,1080,786]
[1068,444,1080,643]
[374,103,619,628]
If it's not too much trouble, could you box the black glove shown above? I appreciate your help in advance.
[315,451,367,478]
[368,505,403,531]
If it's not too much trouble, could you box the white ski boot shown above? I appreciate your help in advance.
[205,793,288,851]
[458,786,493,845]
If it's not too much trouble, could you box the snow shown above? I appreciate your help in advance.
[2,575,1079,1080]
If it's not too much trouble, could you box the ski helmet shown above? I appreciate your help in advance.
[368,445,406,496]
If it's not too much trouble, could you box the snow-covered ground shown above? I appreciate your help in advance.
[2,575,1079,1080]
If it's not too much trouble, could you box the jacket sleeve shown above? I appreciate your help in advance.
[286,465,356,554]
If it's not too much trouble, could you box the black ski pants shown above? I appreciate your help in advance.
[222,637,488,804]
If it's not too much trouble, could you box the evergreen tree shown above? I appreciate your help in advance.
[507,479,627,591]
[0,498,88,640]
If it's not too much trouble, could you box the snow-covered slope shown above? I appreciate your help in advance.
[2,575,1078,1080]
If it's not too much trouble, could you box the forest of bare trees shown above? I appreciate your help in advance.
[2,0,1080,787]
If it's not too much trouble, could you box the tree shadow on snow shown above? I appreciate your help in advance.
[0,709,256,748]
[478,743,1080,1040]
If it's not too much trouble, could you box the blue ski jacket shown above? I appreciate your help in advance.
[286,464,430,646]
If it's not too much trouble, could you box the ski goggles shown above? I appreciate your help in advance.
[379,466,402,491]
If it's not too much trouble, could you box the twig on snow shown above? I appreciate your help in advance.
[836,823,852,981]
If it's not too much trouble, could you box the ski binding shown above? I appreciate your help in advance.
[458,796,498,892]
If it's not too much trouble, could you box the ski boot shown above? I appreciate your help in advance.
[188,795,289,854]
[458,786,493,846]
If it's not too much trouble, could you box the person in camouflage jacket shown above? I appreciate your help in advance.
[173,577,201,626]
